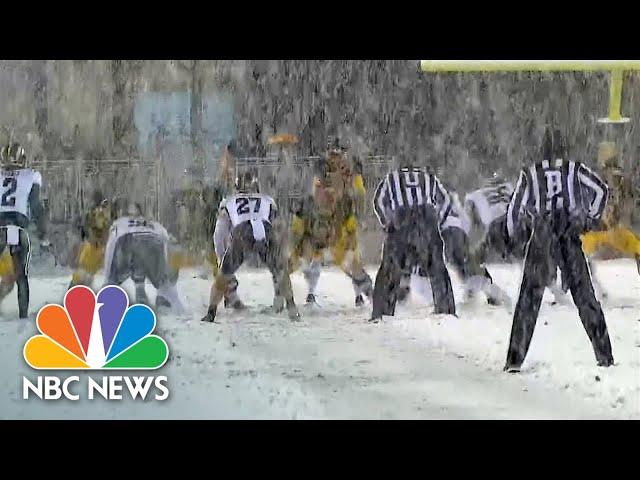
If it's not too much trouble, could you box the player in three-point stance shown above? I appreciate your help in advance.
[103,200,185,312]
[202,170,299,323]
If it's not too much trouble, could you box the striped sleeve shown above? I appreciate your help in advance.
[577,163,608,219]
[506,169,529,238]
[372,176,388,228]
[431,175,452,226]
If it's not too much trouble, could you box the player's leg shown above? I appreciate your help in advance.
[70,241,91,287]
[446,227,488,302]
[155,244,187,314]
[302,260,321,304]
[213,238,245,311]
[350,264,373,307]
[126,237,151,305]
[333,226,373,306]
[504,220,553,372]
[202,225,248,323]
[443,226,508,306]
[546,267,570,305]
[132,236,174,310]
[546,244,571,304]
[167,244,185,284]
[70,241,104,288]
[105,235,133,291]
[560,229,614,367]
[9,228,31,319]
[263,225,299,320]
[396,271,412,303]
[222,274,244,309]
[396,266,434,306]
[335,247,373,307]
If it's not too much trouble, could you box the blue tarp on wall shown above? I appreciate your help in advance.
[134,91,235,166]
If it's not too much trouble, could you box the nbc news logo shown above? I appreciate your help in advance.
[22,286,169,401]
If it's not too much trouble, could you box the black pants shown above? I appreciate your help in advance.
[221,222,293,303]
[396,226,491,301]
[372,209,456,319]
[0,226,30,318]
[506,216,614,368]
[109,233,168,289]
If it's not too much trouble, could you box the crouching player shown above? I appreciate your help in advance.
[69,191,113,288]
[289,148,372,307]
[103,202,184,312]
[580,142,640,297]
[395,187,511,308]
[201,171,299,323]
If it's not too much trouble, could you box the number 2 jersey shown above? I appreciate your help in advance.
[213,193,277,259]
[103,216,170,279]
[0,168,47,236]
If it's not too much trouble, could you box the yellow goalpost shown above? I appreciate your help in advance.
[420,60,640,123]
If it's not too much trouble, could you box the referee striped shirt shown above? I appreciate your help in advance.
[506,159,608,238]
[373,167,452,229]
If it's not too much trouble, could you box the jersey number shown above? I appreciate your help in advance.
[236,197,261,215]
[1,178,17,207]
[128,219,149,228]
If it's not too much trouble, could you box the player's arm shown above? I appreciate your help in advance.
[28,173,47,240]
[372,177,389,229]
[506,169,530,239]
[432,175,452,227]
[213,206,232,260]
[577,163,608,223]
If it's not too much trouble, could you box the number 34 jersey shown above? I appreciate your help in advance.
[103,216,170,277]
[0,169,42,218]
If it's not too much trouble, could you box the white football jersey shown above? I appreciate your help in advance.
[103,216,169,279]
[0,169,42,218]
[220,193,276,241]
[464,182,514,228]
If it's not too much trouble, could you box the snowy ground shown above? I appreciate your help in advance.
[0,259,638,419]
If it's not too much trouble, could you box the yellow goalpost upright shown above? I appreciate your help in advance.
[420,60,640,124]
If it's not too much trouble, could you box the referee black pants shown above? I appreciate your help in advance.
[506,216,614,368]
[372,208,456,320]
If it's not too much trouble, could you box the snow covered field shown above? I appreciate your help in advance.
[1,259,638,419]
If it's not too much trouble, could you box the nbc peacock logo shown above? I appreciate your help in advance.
[23,285,169,370]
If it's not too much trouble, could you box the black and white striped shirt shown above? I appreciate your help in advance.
[373,167,452,229]
[506,159,608,238]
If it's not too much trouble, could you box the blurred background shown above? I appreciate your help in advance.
[2,60,638,262]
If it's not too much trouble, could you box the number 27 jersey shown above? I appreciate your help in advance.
[222,193,276,228]
[0,169,42,218]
